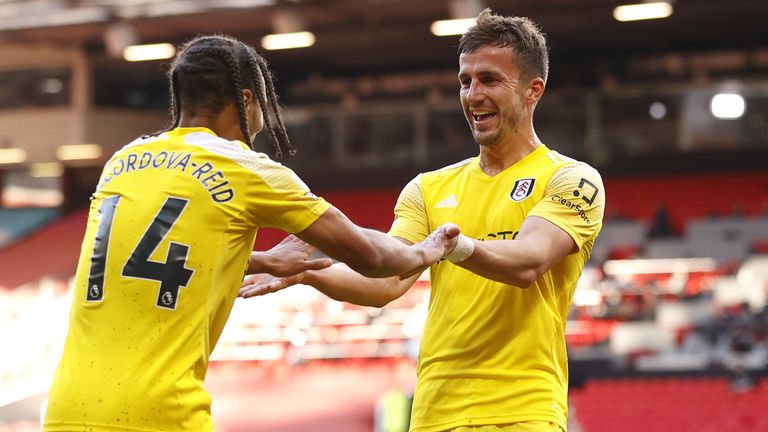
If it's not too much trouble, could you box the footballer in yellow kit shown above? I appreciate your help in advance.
[44,127,330,431]
[389,144,604,432]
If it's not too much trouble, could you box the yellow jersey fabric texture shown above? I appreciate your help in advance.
[44,127,330,432]
[389,144,604,432]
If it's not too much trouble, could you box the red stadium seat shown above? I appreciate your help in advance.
[570,378,768,432]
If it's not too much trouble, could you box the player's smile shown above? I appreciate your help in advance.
[471,108,498,131]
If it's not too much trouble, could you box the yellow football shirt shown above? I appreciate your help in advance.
[44,127,330,432]
[389,144,604,432]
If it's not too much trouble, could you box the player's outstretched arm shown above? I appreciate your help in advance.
[247,235,333,276]
[240,260,421,307]
[455,216,575,288]
[295,206,459,279]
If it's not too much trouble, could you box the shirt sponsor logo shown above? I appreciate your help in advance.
[573,177,599,205]
[484,230,519,240]
[552,195,591,224]
[510,178,536,202]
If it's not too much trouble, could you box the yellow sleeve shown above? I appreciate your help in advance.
[245,158,330,233]
[528,162,605,249]
[388,175,429,244]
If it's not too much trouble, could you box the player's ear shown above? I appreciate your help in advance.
[242,89,254,109]
[527,78,545,104]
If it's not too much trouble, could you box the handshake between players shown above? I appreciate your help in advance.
[240,222,461,299]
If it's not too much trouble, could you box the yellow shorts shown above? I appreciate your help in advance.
[450,421,564,432]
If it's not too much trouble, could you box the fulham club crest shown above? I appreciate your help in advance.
[510,178,536,202]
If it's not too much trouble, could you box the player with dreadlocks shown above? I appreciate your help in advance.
[44,35,459,432]
[162,35,293,158]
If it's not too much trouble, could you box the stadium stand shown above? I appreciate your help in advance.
[0,208,59,249]
[0,209,86,289]
[2,1,768,430]
[2,170,768,431]
[570,378,768,432]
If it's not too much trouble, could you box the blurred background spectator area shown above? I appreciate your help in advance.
[2,1,768,431]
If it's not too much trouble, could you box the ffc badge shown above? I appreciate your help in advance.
[510,178,536,202]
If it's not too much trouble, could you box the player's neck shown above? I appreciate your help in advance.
[178,105,246,143]
[478,130,542,177]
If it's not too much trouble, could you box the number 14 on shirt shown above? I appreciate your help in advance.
[86,195,194,310]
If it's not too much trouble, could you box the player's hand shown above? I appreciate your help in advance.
[248,235,333,277]
[401,223,461,278]
[239,272,303,298]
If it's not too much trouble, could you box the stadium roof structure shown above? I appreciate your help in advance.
[0,0,766,83]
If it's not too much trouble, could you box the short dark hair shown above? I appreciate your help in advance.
[458,9,549,83]
[162,35,294,158]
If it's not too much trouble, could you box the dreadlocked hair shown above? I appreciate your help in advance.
[156,34,294,158]
[244,50,295,158]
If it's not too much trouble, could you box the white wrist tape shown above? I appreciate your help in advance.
[445,234,475,263]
